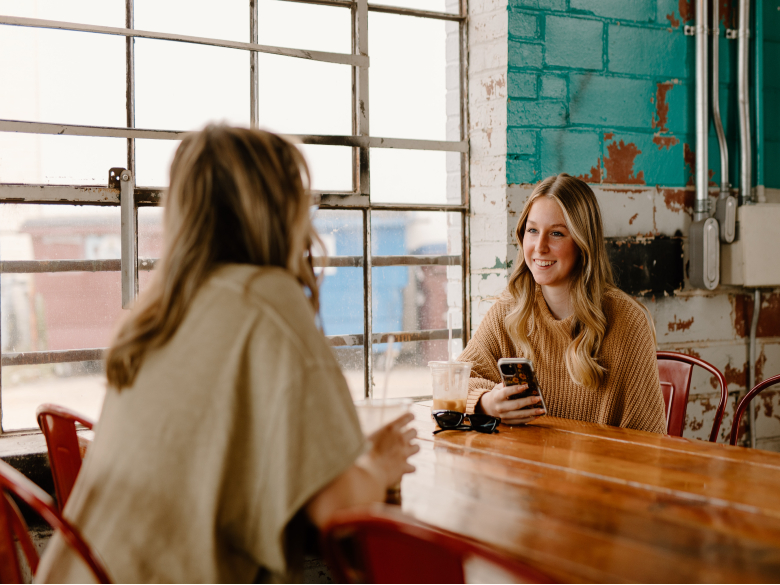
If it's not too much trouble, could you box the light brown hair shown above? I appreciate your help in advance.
[504,173,617,391]
[106,125,320,390]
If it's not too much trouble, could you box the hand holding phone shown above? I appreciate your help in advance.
[479,358,547,424]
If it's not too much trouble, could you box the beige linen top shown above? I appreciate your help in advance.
[459,286,667,434]
[35,265,365,583]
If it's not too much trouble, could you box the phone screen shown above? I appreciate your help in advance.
[499,361,541,410]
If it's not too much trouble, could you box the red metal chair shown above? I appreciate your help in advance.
[730,374,780,446]
[656,351,728,441]
[322,504,556,584]
[36,404,95,511]
[0,459,111,583]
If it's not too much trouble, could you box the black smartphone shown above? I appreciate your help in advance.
[497,358,547,413]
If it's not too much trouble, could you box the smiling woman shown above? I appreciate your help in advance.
[458,174,667,434]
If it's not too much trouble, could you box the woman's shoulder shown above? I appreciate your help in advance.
[602,287,654,335]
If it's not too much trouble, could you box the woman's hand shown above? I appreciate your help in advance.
[306,413,419,527]
[362,412,419,488]
[478,383,546,425]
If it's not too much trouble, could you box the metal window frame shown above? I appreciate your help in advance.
[0,0,469,432]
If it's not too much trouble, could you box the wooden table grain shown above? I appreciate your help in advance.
[400,401,780,583]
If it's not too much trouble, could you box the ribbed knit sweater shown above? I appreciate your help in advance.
[460,286,667,434]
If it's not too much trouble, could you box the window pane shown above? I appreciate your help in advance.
[0,26,125,127]
[258,0,350,54]
[135,39,249,132]
[369,13,453,141]
[256,54,351,136]
[1,361,106,431]
[368,0,458,14]
[313,209,364,400]
[372,340,446,399]
[134,0,247,41]
[0,0,124,28]
[299,144,352,192]
[136,139,179,187]
[0,205,120,261]
[138,206,164,294]
[371,149,461,205]
[0,134,126,185]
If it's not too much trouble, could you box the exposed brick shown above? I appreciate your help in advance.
[540,130,601,179]
[608,24,690,78]
[507,158,538,184]
[507,128,537,155]
[540,74,566,99]
[508,11,539,39]
[569,74,654,128]
[508,71,537,98]
[508,41,543,68]
[570,0,654,22]
[508,100,567,127]
[544,15,603,70]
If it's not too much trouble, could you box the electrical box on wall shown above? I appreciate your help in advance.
[721,204,780,286]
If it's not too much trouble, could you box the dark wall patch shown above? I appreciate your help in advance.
[606,235,684,296]
[731,292,780,338]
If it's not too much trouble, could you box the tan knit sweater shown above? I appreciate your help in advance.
[460,286,667,434]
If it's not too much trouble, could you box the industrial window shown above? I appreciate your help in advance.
[0,0,469,432]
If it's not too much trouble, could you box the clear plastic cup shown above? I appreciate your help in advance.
[353,398,413,437]
[428,361,471,413]
[353,398,413,505]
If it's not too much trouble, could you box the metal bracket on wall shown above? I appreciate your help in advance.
[726,29,739,39]
[684,25,696,36]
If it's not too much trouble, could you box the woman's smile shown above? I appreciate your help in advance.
[522,197,580,289]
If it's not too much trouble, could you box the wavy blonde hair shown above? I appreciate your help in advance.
[106,125,321,390]
[504,174,617,391]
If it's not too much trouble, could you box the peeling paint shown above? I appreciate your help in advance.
[481,76,506,99]
[603,140,645,184]
[720,0,735,27]
[666,13,681,28]
[679,0,694,22]
[723,361,748,389]
[603,132,613,141]
[653,135,680,150]
[684,143,695,186]
[577,157,601,183]
[628,213,638,225]
[652,83,673,132]
[661,188,694,215]
[667,315,694,332]
[732,293,780,338]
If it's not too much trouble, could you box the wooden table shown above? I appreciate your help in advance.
[400,401,780,583]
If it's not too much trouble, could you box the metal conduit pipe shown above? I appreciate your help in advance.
[690,0,720,290]
[712,0,737,242]
[738,0,753,206]
[749,289,760,449]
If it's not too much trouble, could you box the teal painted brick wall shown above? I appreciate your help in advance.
[764,0,780,188]
[506,0,745,188]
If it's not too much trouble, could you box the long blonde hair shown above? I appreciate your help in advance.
[504,174,616,391]
[106,125,320,390]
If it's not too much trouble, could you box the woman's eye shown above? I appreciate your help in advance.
[526,228,537,234]
[551,231,564,237]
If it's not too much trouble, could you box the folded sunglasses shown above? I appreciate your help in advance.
[432,410,500,435]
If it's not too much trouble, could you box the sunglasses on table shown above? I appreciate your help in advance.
[432,410,500,435]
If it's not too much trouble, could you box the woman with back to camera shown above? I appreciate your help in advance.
[36,125,418,583]
[460,173,666,433]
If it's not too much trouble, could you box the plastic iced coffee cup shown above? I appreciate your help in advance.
[428,361,471,413]
[353,398,413,505]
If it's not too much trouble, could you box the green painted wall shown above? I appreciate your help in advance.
[763,0,780,188]
[506,0,753,189]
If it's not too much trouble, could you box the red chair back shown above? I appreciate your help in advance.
[656,351,728,441]
[0,459,111,584]
[36,404,94,510]
[730,374,780,446]
[322,505,556,584]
